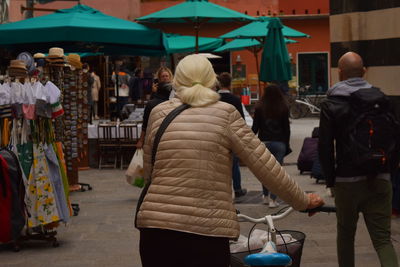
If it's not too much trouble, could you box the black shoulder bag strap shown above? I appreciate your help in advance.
[135,103,190,228]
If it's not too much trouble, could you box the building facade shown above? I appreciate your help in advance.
[330,0,400,97]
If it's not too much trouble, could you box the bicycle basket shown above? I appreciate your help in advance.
[230,230,306,267]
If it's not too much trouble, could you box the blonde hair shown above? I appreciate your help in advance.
[156,67,173,81]
[173,54,220,107]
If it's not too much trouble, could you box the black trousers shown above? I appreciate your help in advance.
[139,228,230,267]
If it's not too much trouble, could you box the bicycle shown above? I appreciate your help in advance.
[288,86,325,119]
[230,205,336,267]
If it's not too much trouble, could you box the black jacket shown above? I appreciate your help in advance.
[218,92,245,119]
[142,93,169,131]
[318,95,400,187]
[251,107,291,151]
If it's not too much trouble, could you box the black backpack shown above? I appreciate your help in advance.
[347,87,400,175]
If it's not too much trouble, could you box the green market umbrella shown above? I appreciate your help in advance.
[214,37,296,52]
[259,17,292,83]
[165,33,224,54]
[0,4,167,56]
[136,0,255,53]
[220,16,310,39]
[215,37,297,95]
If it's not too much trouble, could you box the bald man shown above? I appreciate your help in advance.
[319,52,399,266]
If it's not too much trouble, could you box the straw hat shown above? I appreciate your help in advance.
[33,53,45,59]
[9,60,27,70]
[67,53,83,69]
[47,47,64,58]
[8,60,28,77]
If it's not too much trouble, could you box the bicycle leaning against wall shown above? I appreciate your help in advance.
[288,85,326,119]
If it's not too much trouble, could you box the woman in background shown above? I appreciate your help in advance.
[136,67,174,148]
[252,84,292,208]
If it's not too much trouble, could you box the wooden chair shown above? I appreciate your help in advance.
[119,123,139,169]
[97,124,119,169]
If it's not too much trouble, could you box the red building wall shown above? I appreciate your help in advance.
[279,0,329,15]
[8,0,140,22]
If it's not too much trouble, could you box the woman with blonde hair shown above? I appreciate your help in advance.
[136,54,324,267]
[152,66,174,94]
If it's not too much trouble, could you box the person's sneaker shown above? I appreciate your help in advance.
[269,199,280,208]
[262,195,269,205]
[235,189,247,198]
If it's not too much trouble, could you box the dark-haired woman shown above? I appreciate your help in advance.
[252,85,291,208]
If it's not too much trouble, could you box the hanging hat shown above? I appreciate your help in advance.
[9,60,27,70]
[8,60,28,77]
[33,53,46,59]
[47,47,64,58]
[17,52,35,73]
[67,54,83,69]
[46,47,67,65]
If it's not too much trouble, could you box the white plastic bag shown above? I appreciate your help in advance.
[125,149,144,187]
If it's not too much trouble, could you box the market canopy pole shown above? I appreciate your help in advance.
[136,0,255,54]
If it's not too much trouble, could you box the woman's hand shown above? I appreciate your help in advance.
[306,193,325,214]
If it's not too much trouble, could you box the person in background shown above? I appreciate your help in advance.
[319,52,399,267]
[137,54,324,267]
[152,67,173,98]
[90,70,101,120]
[252,84,291,208]
[217,72,247,199]
[111,60,130,117]
[129,68,143,102]
[136,81,173,149]
[137,67,175,148]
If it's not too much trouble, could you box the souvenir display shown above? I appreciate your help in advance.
[78,71,90,168]
[0,47,90,250]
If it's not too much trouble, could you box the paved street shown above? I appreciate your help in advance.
[1,117,399,266]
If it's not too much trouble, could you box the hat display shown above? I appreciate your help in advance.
[47,47,64,58]
[46,47,67,66]
[17,52,35,73]
[8,60,28,77]
[9,60,27,70]
[67,54,83,69]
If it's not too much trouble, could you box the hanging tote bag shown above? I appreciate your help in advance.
[134,104,190,228]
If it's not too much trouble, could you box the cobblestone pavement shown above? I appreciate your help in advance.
[1,117,399,266]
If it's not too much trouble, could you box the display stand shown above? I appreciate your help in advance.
[77,72,90,169]
[13,228,59,252]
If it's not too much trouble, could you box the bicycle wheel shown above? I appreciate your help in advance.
[289,102,304,119]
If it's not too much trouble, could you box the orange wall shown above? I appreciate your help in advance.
[8,0,140,22]
[285,19,331,63]
[279,0,329,15]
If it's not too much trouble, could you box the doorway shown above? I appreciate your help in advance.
[297,52,329,94]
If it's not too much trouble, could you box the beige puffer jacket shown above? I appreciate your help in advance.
[136,98,309,239]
